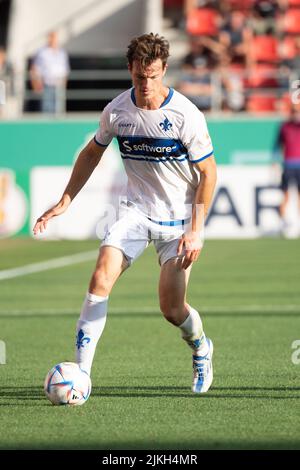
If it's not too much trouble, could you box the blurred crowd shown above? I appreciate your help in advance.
[164,0,300,112]
[2,1,300,115]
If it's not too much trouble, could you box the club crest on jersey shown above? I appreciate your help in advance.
[159,116,172,132]
[76,329,91,349]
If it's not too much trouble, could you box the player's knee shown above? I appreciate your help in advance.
[160,300,182,325]
[90,268,113,296]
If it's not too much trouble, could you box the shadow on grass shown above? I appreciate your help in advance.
[1,311,300,319]
[0,385,299,404]
[1,440,300,450]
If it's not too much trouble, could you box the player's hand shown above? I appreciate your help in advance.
[33,198,70,235]
[177,231,203,270]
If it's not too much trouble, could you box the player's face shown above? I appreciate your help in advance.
[129,59,167,100]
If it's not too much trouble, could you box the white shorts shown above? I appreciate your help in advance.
[101,206,187,266]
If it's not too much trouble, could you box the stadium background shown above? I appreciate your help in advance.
[0,0,300,451]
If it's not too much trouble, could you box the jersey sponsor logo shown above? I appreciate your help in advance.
[117,136,187,159]
[159,116,173,132]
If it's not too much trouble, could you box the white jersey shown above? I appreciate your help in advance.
[94,87,214,221]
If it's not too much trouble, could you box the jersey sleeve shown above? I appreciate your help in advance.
[181,106,214,163]
[94,104,114,148]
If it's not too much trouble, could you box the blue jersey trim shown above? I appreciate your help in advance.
[191,150,214,163]
[130,87,174,108]
[121,154,188,163]
[94,135,108,147]
[161,88,174,107]
[147,216,190,226]
[118,133,182,141]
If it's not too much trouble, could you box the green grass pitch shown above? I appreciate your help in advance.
[0,238,300,450]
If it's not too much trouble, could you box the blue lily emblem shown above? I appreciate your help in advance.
[159,116,172,132]
[76,329,91,349]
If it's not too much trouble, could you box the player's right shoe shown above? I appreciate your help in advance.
[192,338,213,393]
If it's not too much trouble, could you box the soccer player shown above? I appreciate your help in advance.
[33,33,217,394]
[274,102,300,234]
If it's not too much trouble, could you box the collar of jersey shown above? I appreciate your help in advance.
[130,87,174,109]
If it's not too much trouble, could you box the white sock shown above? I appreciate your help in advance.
[75,292,108,376]
[179,306,209,356]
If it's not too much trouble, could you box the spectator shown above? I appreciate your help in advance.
[30,31,70,114]
[0,47,14,98]
[183,36,225,71]
[219,11,251,65]
[247,0,278,36]
[220,56,245,111]
[273,102,300,233]
[177,55,214,110]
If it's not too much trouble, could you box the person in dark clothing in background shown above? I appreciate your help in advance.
[274,103,300,234]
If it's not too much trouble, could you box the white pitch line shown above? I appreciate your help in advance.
[0,305,300,317]
[0,250,98,281]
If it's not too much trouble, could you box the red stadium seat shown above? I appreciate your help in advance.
[280,36,297,60]
[246,64,278,88]
[283,9,300,34]
[250,36,279,62]
[247,94,277,112]
[186,8,219,36]
[286,0,300,6]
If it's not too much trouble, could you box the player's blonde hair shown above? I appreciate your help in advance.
[126,33,170,69]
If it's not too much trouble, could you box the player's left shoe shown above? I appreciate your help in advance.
[192,338,213,393]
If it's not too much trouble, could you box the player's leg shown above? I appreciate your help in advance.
[279,190,289,220]
[279,168,289,230]
[76,246,128,375]
[297,170,300,215]
[159,257,208,352]
[158,255,213,393]
[297,170,300,236]
[76,206,149,376]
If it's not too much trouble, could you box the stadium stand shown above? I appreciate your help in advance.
[2,0,300,114]
[172,0,300,113]
[186,8,220,36]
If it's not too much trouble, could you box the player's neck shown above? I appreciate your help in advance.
[134,86,169,110]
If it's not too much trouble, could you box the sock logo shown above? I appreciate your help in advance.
[186,335,205,350]
[192,338,201,349]
[186,338,201,349]
[76,329,91,350]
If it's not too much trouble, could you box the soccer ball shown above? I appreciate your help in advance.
[44,362,91,406]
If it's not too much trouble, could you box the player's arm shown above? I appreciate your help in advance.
[30,63,44,93]
[178,155,217,269]
[272,125,283,164]
[191,154,217,232]
[33,138,106,235]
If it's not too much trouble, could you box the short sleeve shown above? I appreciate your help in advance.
[181,106,214,163]
[94,104,114,148]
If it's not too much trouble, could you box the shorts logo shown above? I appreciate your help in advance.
[159,116,172,132]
